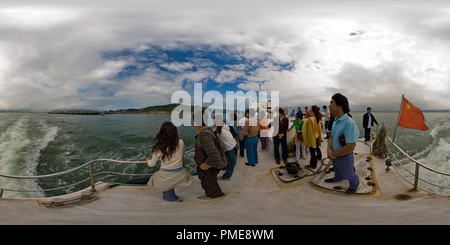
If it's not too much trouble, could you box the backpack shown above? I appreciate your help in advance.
[224,119,239,139]
[196,129,229,170]
[285,162,301,174]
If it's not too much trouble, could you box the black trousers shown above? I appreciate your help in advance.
[365,128,371,142]
[197,166,225,198]
[239,138,245,157]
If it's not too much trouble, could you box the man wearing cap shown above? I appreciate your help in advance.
[363,107,378,142]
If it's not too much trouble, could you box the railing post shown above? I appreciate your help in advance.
[411,163,420,192]
[0,189,3,198]
[88,163,96,192]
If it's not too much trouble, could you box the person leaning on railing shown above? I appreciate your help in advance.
[145,121,195,202]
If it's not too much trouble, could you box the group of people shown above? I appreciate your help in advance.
[143,93,377,201]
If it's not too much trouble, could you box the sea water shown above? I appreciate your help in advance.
[352,112,450,196]
[0,113,198,197]
[0,112,449,197]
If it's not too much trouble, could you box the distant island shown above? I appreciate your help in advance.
[47,103,207,115]
[109,103,193,114]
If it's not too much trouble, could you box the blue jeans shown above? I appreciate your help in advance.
[221,145,238,179]
[273,136,288,161]
[245,136,259,166]
[331,153,359,189]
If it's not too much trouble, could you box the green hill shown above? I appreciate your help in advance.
[122,103,207,113]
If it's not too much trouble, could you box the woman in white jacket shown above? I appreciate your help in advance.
[213,115,238,180]
[146,122,195,202]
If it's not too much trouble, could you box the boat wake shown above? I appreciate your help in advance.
[0,115,58,198]
[394,116,450,195]
[415,118,450,168]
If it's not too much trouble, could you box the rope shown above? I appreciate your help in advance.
[372,125,388,158]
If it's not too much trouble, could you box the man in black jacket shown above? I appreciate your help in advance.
[363,107,378,142]
[273,108,289,164]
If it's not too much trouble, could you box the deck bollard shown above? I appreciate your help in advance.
[52,198,64,206]
[81,191,92,200]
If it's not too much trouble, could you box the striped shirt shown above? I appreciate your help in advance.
[331,113,360,152]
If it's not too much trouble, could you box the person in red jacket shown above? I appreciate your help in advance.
[304,107,310,118]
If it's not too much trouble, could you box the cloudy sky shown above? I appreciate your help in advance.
[0,0,449,112]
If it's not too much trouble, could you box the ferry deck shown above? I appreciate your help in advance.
[0,130,449,225]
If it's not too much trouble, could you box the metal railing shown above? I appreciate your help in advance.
[0,149,195,198]
[386,135,450,195]
[6,131,450,198]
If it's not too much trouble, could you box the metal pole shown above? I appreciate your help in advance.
[412,163,420,192]
[392,94,404,142]
[88,164,96,192]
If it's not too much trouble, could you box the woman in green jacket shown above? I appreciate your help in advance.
[288,112,306,161]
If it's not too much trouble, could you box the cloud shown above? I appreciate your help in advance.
[159,62,194,72]
[215,69,245,83]
[0,0,449,112]
[0,7,79,28]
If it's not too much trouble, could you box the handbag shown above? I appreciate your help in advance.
[297,131,303,141]
[339,134,346,146]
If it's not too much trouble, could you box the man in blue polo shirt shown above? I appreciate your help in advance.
[326,93,360,194]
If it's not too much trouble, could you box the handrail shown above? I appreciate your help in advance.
[0,159,146,179]
[0,149,196,198]
[386,135,450,195]
[386,136,450,177]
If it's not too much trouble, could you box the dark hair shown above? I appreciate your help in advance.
[230,112,237,122]
[278,108,284,114]
[213,114,223,135]
[295,112,303,120]
[192,110,208,126]
[249,108,256,117]
[331,93,350,114]
[152,121,179,161]
[311,105,322,124]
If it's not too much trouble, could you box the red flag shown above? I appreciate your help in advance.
[397,97,429,131]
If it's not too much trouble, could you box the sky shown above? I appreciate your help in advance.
[0,0,449,112]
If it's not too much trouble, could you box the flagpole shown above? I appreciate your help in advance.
[392,94,404,142]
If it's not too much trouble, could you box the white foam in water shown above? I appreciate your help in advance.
[407,119,450,195]
[0,115,58,198]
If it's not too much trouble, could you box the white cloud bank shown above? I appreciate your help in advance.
[0,0,449,111]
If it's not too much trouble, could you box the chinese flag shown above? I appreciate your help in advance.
[397,97,429,131]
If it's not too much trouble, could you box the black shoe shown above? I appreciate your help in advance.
[329,167,334,171]
[325,178,339,183]
[345,188,357,194]
[245,162,255,167]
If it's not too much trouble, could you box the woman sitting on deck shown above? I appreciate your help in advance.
[146,121,195,202]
